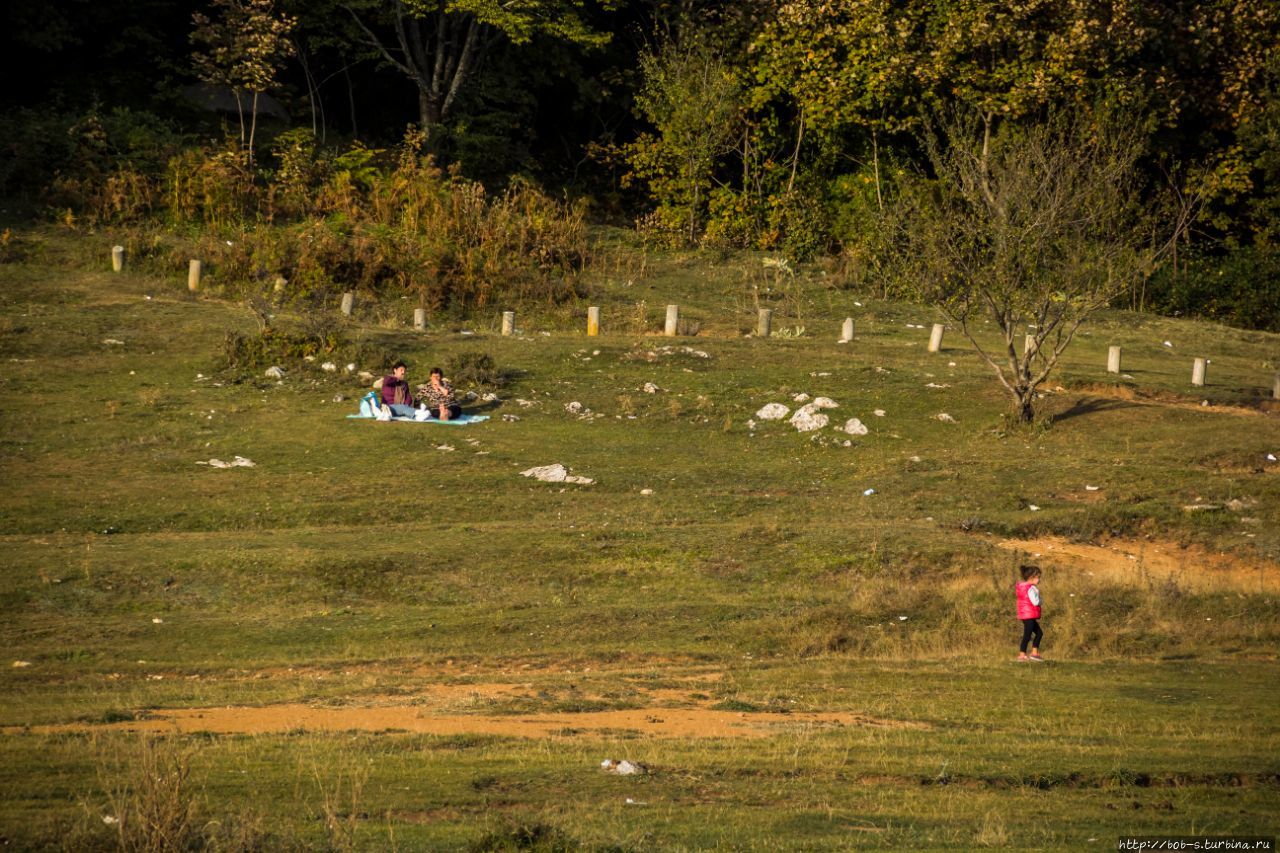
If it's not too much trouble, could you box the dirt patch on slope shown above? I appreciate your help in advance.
[23,704,908,739]
[996,536,1280,593]
[12,679,925,739]
[1069,385,1278,417]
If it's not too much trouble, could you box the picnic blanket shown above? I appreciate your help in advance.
[348,392,489,424]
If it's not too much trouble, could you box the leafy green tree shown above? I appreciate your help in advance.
[893,110,1187,423]
[622,38,745,244]
[191,0,297,163]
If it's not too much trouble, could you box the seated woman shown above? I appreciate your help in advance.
[380,360,419,418]
[416,367,463,421]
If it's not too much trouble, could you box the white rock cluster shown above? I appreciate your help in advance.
[520,464,594,485]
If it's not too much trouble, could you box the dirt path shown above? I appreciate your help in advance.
[996,535,1280,593]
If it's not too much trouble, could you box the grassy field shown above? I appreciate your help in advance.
[1,225,1278,850]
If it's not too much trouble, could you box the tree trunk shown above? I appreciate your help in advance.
[419,88,441,132]
[248,91,260,167]
[1013,388,1036,423]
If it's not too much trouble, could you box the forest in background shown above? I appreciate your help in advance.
[2,0,1278,330]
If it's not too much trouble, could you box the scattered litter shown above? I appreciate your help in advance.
[345,363,356,373]
[521,464,594,485]
[102,816,119,826]
[863,488,876,496]
[790,405,829,432]
[332,394,346,403]
[842,418,869,436]
[152,618,164,624]
[756,403,790,420]
[502,414,521,422]
[12,661,31,668]
[320,362,337,372]
[854,301,862,307]
[1027,504,1040,512]
[1163,341,1173,347]
[640,488,654,495]
[1267,453,1277,462]
[625,798,648,805]
[874,366,890,373]
[1085,485,1100,491]
[641,382,661,394]
[934,413,956,423]
[948,361,956,367]
[435,444,455,452]
[601,759,647,775]
[1200,400,1210,407]
[898,616,908,621]
[102,338,124,345]
[197,456,256,469]
[925,382,951,389]
[909,456,922,463]
[873,409,886,417]
[746,419,757,429]
[516,399,536,407]
[264,366,285,379]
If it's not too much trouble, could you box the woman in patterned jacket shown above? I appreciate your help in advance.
[417,367,463,421]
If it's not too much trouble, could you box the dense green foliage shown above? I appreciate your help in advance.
[1,0,1278,325]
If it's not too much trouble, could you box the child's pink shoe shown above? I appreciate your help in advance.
[1016,653,1030,662]
[1029,653,1044,661]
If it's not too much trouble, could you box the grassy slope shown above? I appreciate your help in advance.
[1,227,1278,849]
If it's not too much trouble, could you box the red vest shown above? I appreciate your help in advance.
[1016,581,1041,620]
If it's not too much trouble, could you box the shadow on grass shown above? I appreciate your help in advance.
[1052,396,1141,423]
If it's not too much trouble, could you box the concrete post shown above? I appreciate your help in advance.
[757,308,773,338]
[665,304,679,337]
[340,292,354,316]
[1192,357,1207,387]
[187,259,203,293]
[1107,346,1122,374]
[841,317,854,342]
[587,306,600,337]
[111,246,125,272]
[501,311,515,336]
[927,323,944,353]
[414,308,427,331]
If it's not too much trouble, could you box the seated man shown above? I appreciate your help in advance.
[380,361,418,418]
[416,367,463,421]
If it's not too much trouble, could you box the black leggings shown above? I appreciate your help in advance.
[1020,618,1043,653]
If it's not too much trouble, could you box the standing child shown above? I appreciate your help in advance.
[1016,565,1045,662]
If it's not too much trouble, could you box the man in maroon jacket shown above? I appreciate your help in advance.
[380,361,418,418]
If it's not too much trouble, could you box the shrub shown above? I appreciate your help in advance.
[449,351,501,389]
[1145,246,1280,332]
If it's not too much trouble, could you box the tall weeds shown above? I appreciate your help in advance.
[82,126,590,311]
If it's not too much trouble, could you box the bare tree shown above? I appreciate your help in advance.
[893,109,1193,423]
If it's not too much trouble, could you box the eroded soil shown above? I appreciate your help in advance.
[996,535,1280,592]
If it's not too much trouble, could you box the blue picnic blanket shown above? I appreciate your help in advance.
[348,392,489,424]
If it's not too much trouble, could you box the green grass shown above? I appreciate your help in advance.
[1,225,1278,849]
